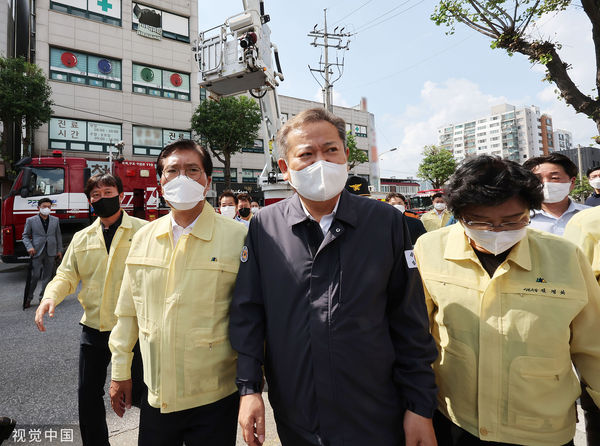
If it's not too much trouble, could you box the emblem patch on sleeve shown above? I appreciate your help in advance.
[404,250,417,269]
[240,246,249,263]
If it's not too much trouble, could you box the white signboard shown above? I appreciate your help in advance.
[88,122,121,143]
[133,126,162,147]
[53,0,86,9]
[163,129,191,145]
[49,118,86,141]
[88,0,121,19]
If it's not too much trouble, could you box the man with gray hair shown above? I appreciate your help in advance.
[230,108,438,446]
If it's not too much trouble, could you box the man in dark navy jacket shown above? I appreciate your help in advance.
[229,108,438,446]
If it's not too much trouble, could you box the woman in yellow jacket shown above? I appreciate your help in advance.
[414,155,600,446]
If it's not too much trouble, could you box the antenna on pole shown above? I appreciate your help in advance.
[308,9,351,113]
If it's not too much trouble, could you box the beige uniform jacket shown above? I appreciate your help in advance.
[414,224,600,445]
[43,212,147,331]
[109,204,247,413]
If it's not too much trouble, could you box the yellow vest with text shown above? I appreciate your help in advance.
[414,224,600,445]
[564,206,600,283]
[109,204,247,413]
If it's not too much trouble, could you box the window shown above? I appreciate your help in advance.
[133,64,190,100]
[200,87,207,102]
[490,122,499,127]
[26,167,65,196]
[132,126,191,156]
[490,129,500,134]
[132,3,189,43]
[50,0,122,26]
[477,119,487,123]
[212,168,238,182]
[242,169,262,183]
[345,122,352,133]
[242,139,264,153]
[49,117,121,152]
[50,47,121,90]
[282,113,289,124]
[354,125,367,137]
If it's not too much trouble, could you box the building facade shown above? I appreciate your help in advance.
[554,129,573,151]
[438,104,550,164]
[558,146,600,175]
[540,114,554,154]
[33,0,199,165]
[379,178,420,196]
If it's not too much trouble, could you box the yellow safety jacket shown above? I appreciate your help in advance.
[414,224,600,445]
[109,203,247,413]
[43,212,147,331]
[564,206,600,282]
[420,209,451,232]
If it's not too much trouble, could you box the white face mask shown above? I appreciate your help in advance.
[542,181,571,203]
[433,202,446,211]
[39,208,51,216]
[463,225,527,256]
[162,175,206,210]
[393,204,406,213]
[250,206,259,214]
[287,160,348,202]
[220,206,237,219]
[589,178,600,190]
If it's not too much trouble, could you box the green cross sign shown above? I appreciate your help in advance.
[97,0,112,12]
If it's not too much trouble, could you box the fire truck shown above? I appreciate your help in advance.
[1,151,168,263]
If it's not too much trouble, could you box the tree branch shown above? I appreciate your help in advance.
[470,0,510,29]
[505,37,600,130]
[516,0,541,36]
[581,0,600,96]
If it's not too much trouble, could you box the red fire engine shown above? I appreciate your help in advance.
[1,151,168,263]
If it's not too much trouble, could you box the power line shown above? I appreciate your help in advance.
[338,36,470,92]
[331,0,374,27]
[354,0,426,34]
[308,9,351,112]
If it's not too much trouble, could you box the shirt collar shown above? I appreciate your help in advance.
[156,202,215,241]
[444,223,532,271]
[285,190,358,228]
[534,199,579,219]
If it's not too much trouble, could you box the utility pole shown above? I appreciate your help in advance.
[308,9,351,113]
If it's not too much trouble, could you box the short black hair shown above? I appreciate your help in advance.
[38,198,52,207]
[84,173,123,199]
[431,192,444,200]
[219,190,237,206]
[385,192,406,204]
[237,193,252,204]
[522,152,578,178]
[587,165,600,177]
[156,139,213,178]
[446,155,543,220]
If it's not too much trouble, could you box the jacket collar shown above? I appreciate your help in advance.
[285,190,358,228]
[444,223,532,271]
[155,202,215,241]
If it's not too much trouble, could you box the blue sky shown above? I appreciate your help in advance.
[198,1,597,178]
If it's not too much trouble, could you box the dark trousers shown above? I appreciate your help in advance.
[275,419,326,446]
[433,411,575,446]
[78,325,144,446]
[581,382,600,444]
[138,392,239,446]
[27,250,54,301]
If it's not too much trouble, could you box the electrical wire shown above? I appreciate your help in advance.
[353,0,426,35]
[331,0,374,27]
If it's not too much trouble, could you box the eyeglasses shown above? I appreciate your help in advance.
[461,217,530,231]
[162,167,204,181]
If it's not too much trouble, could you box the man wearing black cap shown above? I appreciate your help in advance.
[344,175,370,196]
[585,166,600,207]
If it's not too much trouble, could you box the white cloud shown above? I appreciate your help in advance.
[311,88,351,108]
[377,78,513,178]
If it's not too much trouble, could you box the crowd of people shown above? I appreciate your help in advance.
[21,107,599,446]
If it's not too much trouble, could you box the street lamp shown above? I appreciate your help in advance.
[379,147,398,159]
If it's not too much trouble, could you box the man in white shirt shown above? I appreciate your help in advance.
[523,153,588,236]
